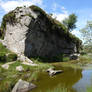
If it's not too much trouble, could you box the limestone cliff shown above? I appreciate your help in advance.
[0,5,82,59]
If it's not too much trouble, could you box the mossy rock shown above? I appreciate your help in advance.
[30,5,46,16]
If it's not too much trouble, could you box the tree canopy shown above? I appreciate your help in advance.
[80,21,92,45]
[63,13,77,31]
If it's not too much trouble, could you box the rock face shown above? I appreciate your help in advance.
[1,5,82,59]
[12,79,36,92]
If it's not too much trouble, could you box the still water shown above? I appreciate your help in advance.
[31,67,92,92]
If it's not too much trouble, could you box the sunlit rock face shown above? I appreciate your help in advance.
[2,5,81,58]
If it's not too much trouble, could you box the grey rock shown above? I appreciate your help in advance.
[16,66,24,72]
[1,61,16,69]
[70,53,80,60]
[1,64,9,69]
[12,79,36,92]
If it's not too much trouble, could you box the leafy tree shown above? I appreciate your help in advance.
[80,21,92,45]
[63,13,77,31]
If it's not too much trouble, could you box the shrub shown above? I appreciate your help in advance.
[0,43,10,53]
[0,52,6,62]
[7,53,17,62]
[63,57,70,62]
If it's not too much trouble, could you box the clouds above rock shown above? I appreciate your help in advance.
[0,0,43,12]
[51,2,68,22]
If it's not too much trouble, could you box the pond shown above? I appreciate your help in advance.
[31,66,92,92]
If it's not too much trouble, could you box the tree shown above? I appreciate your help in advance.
[63,13,77,31]
[80,21,92,45]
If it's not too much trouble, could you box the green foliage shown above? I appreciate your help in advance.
[0,43,17,62]
[80,21,92,45]
[63,13,77,31]
[0,52,6,62]
[63,57,70,62]
[53,54,70,62]
[81,45,92,53]
[0,43,10,53]
[0,53,17,63]
[7,53,17,62]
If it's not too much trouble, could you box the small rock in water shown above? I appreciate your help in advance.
[46,68,63,76]
[16,66,24,72]
[12,79,36,92]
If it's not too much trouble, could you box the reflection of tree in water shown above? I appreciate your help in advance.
[32,67,82,92]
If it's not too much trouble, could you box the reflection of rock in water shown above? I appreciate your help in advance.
[32,67,82,92]
[73,70,92,92]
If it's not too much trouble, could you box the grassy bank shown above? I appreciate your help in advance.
[52,53,92,69]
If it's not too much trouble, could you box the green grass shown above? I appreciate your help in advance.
[0,60,39,92]
[0,43,17,63]
[0,43,10,53]
[52,53,92,69]
[87,87,92,92]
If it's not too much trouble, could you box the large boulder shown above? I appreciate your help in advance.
[0,5,82,59]
[12,79,36,92]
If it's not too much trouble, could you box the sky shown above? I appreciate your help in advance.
[0,0,92,39]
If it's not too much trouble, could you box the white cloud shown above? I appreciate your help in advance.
[0,0,43,12]
[52,13,68,22]
[51,3,68,22]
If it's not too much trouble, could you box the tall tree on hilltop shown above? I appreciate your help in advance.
[63,13,77,32]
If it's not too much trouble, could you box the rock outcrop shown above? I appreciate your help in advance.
[12,79,36,92]
[0,5,82,60]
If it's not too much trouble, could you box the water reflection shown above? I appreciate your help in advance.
[32,67,83,92]
[73,69,92,92]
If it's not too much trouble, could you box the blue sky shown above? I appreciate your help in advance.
[0,0,92,38]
